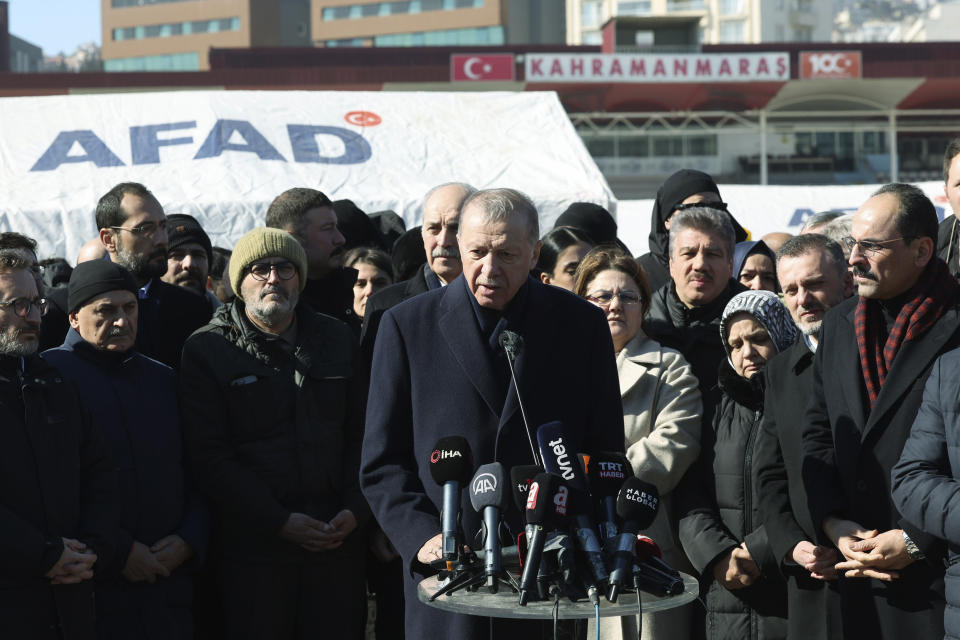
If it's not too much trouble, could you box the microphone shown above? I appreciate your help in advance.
[588,451,634,540]
[428,436,474,569]
[469,462,509,592]
[518,472,570,606]
[636,535,681,580]
[498,330,540,467]
[510,465,543,546]
[537,421,610,594]
[608,476,660,602]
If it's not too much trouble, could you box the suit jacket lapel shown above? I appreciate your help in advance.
[838,305,869,432]
[864,305,960,439]
[439,277,504,418]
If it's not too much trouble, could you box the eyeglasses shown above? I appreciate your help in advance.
[674,201,728,213]
[0,297,47,317]
[840,236,911,257]
[110,220,167,239]
[247,261,297,281]
[586,290,642,308]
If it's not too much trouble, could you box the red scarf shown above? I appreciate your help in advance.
[855,258,959,408]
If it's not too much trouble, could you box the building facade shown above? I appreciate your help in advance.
[100,0,312,71]
[567,0,832,47]
[311,0,564,47]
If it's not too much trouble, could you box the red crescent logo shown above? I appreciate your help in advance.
[345,111,382,127]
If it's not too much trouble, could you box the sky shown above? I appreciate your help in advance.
[8,0,101,56]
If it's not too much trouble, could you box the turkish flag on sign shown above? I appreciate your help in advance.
[451,54,515,81]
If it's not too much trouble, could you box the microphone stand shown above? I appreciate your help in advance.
[499,331,541,467]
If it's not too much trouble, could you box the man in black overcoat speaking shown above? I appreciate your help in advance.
[801,183,960,639]
[360,188,624,640]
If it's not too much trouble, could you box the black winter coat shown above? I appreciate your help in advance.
[753,338,842,640]
[802,295,960,640]
[644,279,747,431]
[678,361,787,640]
[360,263,434,372]
[0,354,117,640]
[180,301,370,561]
[301,267,361,337]
[137,279,212,370]
[893,347,960,640]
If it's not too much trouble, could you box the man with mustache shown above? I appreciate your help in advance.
[265,187,360,335]
[753,234,854,640]
[162,214,222,312]
[801,183,960,639]
[0,253,116,640]
[644,206,746,431]
[43,259,207,640]
[96,183,211,369]
[360,182,475,367]
[361,188,624,640]
[180,228,369,640]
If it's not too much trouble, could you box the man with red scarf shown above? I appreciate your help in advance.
[800,183,957,640]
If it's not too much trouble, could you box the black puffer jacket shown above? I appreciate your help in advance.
[180,300,370,560]
[677,361,787,640]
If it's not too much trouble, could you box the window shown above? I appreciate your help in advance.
[373,25,502,46]
[618,1,651,16]
[666,0,705,11]
[582,31,603,45]
[619,137,649,157]
[111,0,191,6]
[586,138,616,157]
[719,19,744,42]
[718,0,743,15]
[326,38,366,47]
[581,1,602,29]
[652,138,683,157]
[322,0,481,20]
[111,17,240,41]
[104,52,200,72]
[687,136,717,156]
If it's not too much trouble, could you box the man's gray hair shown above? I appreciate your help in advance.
[668,207,735,258]
[819,214,853,248]
[776,233,847,278]
[800,210,844,233]
[458,188,540,244]
[423,182,477,208]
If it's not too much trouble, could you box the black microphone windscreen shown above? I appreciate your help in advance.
[429,436,474,486]
[537,421,589,493]
[469,462,509,511]
[498,330,524,357]
[588,452,634,498]
[616,477,660,529]
[510,465,543,512]
[525,472,571,526]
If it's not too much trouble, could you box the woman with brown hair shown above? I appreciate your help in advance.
[575,245,702,640]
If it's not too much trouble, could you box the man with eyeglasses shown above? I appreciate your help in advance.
[800,183,960,639]
[0,252,117,639]
[179,228,369,639]
[95,182,211,369]
[42,260,208,640]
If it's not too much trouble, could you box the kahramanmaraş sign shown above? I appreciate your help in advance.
[525,52,790,83]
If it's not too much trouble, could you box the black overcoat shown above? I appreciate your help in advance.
[360,276,625,640]
[801,296,960,640]
[753,338,842,640]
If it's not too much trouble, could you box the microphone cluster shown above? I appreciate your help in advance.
[424,422,685,606]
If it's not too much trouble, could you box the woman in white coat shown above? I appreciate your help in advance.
[575,246,703,640]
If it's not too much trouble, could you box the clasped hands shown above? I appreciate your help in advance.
[122,534,193,584]
[823,517,913,581]
[280,510,357,552]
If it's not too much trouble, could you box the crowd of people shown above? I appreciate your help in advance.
[6,138,960,640]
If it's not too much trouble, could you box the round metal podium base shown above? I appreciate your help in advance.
[418,573,699,620]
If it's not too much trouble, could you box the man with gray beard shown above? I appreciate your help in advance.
[179,228,369,639]
[0,253,117,639]
[95,182,211,369]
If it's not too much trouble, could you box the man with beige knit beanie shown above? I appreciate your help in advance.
[179,227,370,639]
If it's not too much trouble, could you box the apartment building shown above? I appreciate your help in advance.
[101,0,312,71]
[311,0,564,47]
[567,0,832,46]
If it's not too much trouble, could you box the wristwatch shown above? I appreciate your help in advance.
[903,531,925,561]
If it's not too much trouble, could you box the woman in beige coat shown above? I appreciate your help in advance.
[575,246,703,640]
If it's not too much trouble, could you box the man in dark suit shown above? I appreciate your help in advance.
[360,188,624,640]
[802,183,960,639]
[95,182,212,369]
[754,234,853,640]
[360,182,475,367]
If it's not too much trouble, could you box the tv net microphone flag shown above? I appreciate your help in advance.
[428,436,474,564]
[536,421,610,593]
